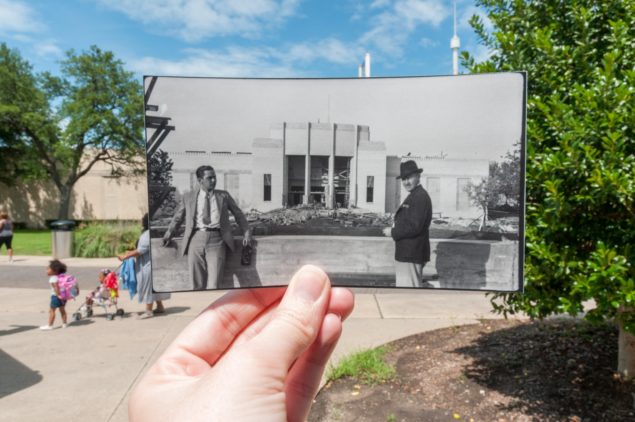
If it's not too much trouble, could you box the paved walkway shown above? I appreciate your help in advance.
[0,255,523,422]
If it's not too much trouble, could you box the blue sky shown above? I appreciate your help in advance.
[0,0,491,79]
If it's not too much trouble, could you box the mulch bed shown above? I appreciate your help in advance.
[310,319,635,422]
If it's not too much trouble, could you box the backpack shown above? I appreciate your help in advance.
[57,274,78,300]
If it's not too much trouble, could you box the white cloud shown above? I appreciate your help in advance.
[34,41,63,58]
[360,0,448,57]
[369,0,391,9]
[0,0,43,33]
[129,37,362,77]
[96,0,300,42]
[459,5,492,33]
[419,37,437,48]
[283,38,362,66]
[394,0,445,27]
[130,47,293,77]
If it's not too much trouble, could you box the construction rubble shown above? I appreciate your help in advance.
[245,205,394,229]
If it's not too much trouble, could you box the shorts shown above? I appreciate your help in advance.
[50,295,67,308]
[0,236,12,249]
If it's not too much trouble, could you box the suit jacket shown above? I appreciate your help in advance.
[391,184,432,264]
[165,189,250,256]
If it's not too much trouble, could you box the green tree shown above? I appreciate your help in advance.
[462,1,635,377]
[0,45,50,183]
[0,43,144,219]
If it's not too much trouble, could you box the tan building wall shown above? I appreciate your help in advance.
[0,159,148,228]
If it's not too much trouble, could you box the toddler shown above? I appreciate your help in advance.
[40,259,79,330]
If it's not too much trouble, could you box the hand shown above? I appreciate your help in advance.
[129,265,355,422]
[117,254,125,261]
[383,227,392,237]
[242,231,252,247]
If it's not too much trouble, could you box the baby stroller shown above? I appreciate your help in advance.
[72,269,124,321]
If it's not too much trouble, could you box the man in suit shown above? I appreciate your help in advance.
[383,160,433,288]
[162,165,252,290]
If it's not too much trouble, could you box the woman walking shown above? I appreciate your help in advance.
[0,212,14,263]
[118,213,170,318]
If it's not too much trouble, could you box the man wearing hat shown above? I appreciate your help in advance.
[384,160,433,287]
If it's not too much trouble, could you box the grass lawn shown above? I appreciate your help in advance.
[12,230,52,256]
[326,346,395,385]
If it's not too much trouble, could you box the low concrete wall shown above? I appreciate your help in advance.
[151,236,519,292]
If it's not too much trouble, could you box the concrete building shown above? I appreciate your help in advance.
[0,159,147,227]
[166,122,489,218]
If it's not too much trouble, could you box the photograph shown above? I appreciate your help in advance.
[144,73,526,292]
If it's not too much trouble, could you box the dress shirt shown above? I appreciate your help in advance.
[196,189,220,229]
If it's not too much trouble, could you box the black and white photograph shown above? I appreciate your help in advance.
[144,73,526,292]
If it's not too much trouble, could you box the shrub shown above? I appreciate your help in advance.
[73,222,141,258]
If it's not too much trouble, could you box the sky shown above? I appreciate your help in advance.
[147,73,524,160]
[0,0,493,79]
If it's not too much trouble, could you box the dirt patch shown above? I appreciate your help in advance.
[310,319,635,422]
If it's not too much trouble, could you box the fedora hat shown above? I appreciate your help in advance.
[396,160,423,179]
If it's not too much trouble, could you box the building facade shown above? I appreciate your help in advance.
[167,122,489,218]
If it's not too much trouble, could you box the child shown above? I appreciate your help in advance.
[40,259,79,330]
[84,269,117,311]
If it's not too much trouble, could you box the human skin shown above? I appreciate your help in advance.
[401,173,421,192]
[129,265,355,422]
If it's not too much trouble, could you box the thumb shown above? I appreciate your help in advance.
[248,265,330,376]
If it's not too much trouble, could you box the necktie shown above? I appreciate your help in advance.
[202,193,211,225]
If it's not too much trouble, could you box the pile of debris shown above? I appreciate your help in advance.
[246,205,393,229]
[429,216,519,234]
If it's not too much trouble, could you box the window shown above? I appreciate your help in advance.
[366,176,374,203]
[264,174,272,201]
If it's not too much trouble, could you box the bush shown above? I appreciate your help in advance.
[73,222,141,258]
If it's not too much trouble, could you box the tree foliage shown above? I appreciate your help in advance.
[0,43,144,219]
[0,45,51,182]
[462,1,635,331]
[148,149,177,219]
[467,145,521,230]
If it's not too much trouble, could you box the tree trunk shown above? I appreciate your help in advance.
[618,320,635,380]
[57,184,73,220]
[479,204,488,231]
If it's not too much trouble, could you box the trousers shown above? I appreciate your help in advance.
[188,230,226,290]
[395,261,424,288]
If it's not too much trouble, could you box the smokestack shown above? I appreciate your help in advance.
[450,0,460,75]
[364,53,371,77]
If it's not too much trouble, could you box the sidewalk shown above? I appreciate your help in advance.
[0,256,522,422]
[1,255,121,267]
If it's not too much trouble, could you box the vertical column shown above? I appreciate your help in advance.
[349,125,359,207]
[303,122,311,205]
[282,122,287,207]
[327,124,335,208]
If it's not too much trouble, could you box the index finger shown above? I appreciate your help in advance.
[158,287,285,375]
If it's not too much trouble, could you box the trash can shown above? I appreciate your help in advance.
[50,220,76,259]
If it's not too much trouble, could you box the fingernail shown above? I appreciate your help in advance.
[293,266,326,302]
